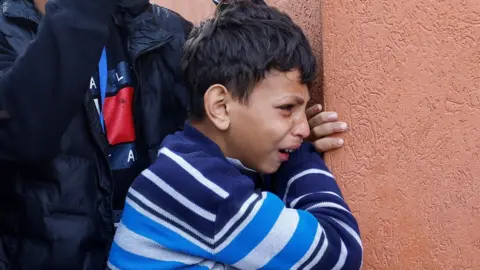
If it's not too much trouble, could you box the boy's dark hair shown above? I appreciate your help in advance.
[181,0,317,120]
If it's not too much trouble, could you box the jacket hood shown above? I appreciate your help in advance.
[115,0,150,21]
[1,0,41,22]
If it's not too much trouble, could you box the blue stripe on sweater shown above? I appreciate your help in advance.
[126,192,214,249]
[216,192,283,265]
[260,210,319,269]
[121,201,213,259]
[130,172,216,238]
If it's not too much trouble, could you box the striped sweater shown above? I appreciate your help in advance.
[108,124,363,269]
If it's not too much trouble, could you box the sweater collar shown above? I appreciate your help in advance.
[183,123,258,176]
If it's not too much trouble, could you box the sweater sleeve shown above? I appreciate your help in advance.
[275,142,363,269]
[213,142,363,269]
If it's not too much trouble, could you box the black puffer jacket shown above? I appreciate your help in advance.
[0,0,191,269]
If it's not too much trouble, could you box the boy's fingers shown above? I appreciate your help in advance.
[313,137,345,153]
[308,112,340,129]
[306,104,322,119]
[310,122,348,139]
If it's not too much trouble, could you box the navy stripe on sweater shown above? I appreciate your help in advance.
[108,124,363,269]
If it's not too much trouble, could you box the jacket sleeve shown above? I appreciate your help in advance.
[0,0,115,162]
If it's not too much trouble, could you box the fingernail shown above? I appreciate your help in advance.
[340,123,348,130]
[337,138,344,146]
[328,113,338,121]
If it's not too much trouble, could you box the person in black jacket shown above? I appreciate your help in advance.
[0,0,349,269]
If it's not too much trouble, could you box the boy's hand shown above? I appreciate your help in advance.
[306,104,348,153]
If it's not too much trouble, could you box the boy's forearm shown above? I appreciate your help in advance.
[271,142,364,269]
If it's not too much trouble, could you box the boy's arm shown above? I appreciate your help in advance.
[0,0,114,162]
[108,146,224,269]
[214,143,363,269]
[108,144,362,269]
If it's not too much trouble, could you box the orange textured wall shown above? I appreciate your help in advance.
[152,0,480,269]
[321,0,480,269]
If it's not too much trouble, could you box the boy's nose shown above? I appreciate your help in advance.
[292,114,310,140]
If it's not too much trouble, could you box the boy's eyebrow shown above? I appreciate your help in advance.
[276,95,309,104]
[293,96,306,104]
[293,94,311,105]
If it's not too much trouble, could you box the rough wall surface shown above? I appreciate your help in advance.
[321,0,480,269]
[152,0,480,269]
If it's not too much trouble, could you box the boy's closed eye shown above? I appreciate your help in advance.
[276,95,309,116]
[278,104,295,111]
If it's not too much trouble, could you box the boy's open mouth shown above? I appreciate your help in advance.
[279,149,294,154]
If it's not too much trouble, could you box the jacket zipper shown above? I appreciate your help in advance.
[83,102,115,234]
[130,35,173,165]
[82,27,172,250]
[91,36,174,235]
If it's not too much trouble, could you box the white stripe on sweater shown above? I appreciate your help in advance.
[198,260,234,269]
[142,169,216,222]
[126,197,214,253]
[332,240,348,270]
[129,188,214,244]
[290,191,343,208]
[114,222,204,265]
[306,202,350,213]
[331,217,363,249]
[232,208,300,269]
[302,230,329,269]
[291,224,323,270]
[106,261,120,270]
[198,260,215,268]
[215,193,259,241]
[216,193,266,252]
[283,169,335,202]
[160,147,229,198]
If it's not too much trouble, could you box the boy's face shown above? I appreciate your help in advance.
[226,70,311,174]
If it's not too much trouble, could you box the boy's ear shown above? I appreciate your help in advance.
[203,84,232,131]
